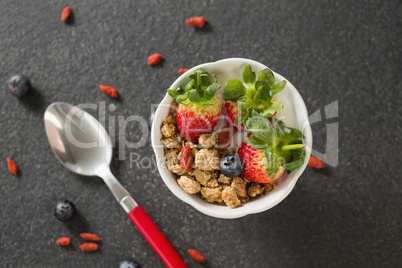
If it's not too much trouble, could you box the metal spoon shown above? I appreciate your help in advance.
[44,102,187,268]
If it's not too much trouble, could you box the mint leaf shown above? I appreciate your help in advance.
[222,79,247,101]
[271,80,286,95]
[258,69,275,87]
[205,83,220,100]
[255,80,272,101]
[242,64,256,88]
[187,89,201,102]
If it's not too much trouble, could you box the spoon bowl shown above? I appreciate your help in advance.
[45,102,112,176]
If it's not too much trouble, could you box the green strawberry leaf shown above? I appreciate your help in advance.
[284,149,305,170]
[234,112,243,126]
[185,79,195,92]
[170,69,220,106]
[205,83,220,100]
[255,80,272,101]
[271,80,286,95]
[167,86,185,98]
[243,64,256,88]
[187,89,201,103]
[264,147,283,178]
[258,69,275,87]
[270,101,284,112]
[176,95,190,104]
[244,114,276,142]
[238,101,248,114]
[222,79,247,101]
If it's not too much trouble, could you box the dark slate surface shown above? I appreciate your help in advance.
[1,0,401,267]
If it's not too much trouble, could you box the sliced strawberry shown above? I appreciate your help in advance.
[238,141,285,183]
[176,95,222,143]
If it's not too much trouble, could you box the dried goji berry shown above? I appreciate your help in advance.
[308,156,325,169]
[147,53,162,65]
[79,243,98,252]
[180,146,193,172]
[56,237,71,246]
[186,17,206,28]
[178,68,189,75]
[7,157,17,176]
[188,249,205,263]
[218,126,231,149]
[80,233,100,242]
[61,6,71,22]
[99,85,118,98]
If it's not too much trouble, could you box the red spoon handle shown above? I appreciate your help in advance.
[127,205,188,268]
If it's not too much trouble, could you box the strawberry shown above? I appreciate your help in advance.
[223,64,285,130]
[238,114,306,183]
[238,141,285,183]
[177,98,222,142]
[225,101,244,131]
[168,69,222,143]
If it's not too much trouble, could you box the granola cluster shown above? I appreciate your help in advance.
[160,102,276,208]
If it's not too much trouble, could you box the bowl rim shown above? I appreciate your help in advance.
[151,58,312,219]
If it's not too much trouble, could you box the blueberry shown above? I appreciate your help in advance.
[54,200,76,222]
[7,74,31,97]
[118,259,141,268]
[220,155,243,177]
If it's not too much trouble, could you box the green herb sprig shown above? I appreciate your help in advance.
[222,65,286,125]
[168,69,221,105]
[244,114,305,177]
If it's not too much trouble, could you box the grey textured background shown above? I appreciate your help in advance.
[1,0,401,267]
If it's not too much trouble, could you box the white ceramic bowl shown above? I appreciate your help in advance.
[151,58,312,219]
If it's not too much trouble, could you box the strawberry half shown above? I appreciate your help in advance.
[168,69,222,143]
[238,141,285,183]
[177,96,222,142]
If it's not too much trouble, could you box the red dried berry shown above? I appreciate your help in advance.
[218,126,232,149]
[147,53,162,66]
[61,6,71,22]
[178,68,189,75]
[188,249,205,263]
[79,243,98,252]
[308,156,325,169]
[99,85,118,98]
[186,17,206,28]
[7,157,17,176]
[180,146,193,172]
[80,233,100,242]
[56,237,71,246]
